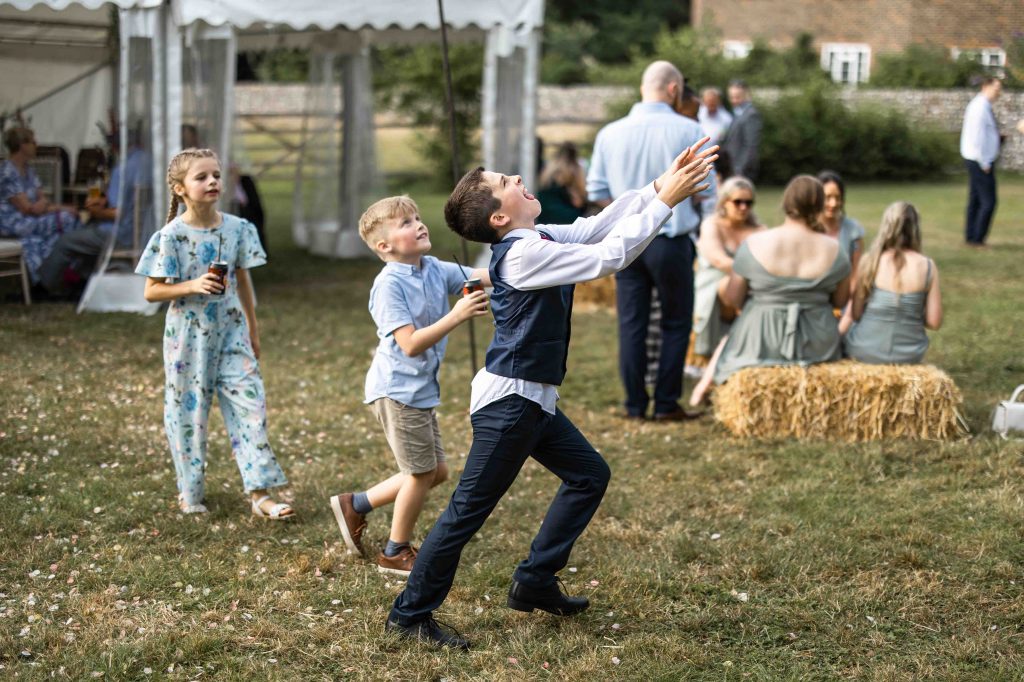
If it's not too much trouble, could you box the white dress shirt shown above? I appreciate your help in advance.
[470,182,672,415]
[960,94,1001,171]
[697,105,733,144]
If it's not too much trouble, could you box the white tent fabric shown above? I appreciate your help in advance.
[5,0,542,312]
[0,2,159,158]
[176,0,544,258]
[174,0,543,32]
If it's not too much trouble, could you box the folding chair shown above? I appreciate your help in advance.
[0,239,32,304]
[74,147,107,187]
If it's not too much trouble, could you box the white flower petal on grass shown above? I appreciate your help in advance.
[611,656,621,665]
[710,533,721,541]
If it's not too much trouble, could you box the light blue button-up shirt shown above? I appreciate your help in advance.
[587,101,716,238]
[364,255,472,408]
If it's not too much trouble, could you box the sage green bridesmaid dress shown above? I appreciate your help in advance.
[714,242,851,384]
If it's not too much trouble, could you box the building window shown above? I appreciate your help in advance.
[821,43,871,84]
[723,40,752,60]
[951,47,1006,72]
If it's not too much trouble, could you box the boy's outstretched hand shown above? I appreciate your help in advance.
[654,137,718,208]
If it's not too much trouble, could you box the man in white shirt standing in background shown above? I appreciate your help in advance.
[960,76,1003,247]
[698,86,733,146]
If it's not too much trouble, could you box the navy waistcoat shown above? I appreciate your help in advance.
[485,234,575,385]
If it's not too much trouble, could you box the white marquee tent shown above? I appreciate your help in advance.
[1,0,543,310]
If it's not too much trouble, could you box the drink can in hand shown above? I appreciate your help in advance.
[207,260,228,296]
[462,278,483,296]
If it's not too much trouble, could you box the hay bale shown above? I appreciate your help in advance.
[574,275,617,311]
[714,360,966,442]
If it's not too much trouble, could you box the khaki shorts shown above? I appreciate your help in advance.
[370,398,447,475]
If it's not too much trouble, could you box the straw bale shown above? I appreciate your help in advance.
[714,360,966,442]
[574,275,617,311]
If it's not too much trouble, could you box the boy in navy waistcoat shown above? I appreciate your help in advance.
[386,139,717,649]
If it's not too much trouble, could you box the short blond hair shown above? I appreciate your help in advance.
[359,195,420,255]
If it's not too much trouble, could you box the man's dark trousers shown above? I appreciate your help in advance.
[965,159,997,244]
[616,233,695,417]
[389,394,610,625]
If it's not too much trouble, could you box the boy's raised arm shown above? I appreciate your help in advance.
[502,144,716,291]
[544,139,716,246]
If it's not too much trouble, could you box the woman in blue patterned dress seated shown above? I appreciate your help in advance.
[0,127,80,284]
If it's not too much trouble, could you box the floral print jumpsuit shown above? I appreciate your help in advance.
[136,213,287,506]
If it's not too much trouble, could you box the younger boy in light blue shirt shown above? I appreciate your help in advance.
[329,195,490,577]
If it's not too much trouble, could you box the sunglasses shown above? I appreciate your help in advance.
[730,199,754,207]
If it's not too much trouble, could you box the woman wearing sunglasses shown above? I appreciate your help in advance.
[687,176,764,407]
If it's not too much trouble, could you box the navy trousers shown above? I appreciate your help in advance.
[965,159,997,244]
[389,394,610,625]
[615,234,695,417]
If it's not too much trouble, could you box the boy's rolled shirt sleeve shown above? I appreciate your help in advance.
[438,260,473,296]
[370,277,414,337]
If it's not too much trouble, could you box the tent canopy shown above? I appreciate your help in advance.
[175,0,542,32]
[0,1,161,155]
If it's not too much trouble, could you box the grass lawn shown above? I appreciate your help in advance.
[1,174,1023,680]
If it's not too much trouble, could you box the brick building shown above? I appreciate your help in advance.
[692,0,1023,84]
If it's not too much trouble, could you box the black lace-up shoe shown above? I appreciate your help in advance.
[507,578,589,616]
[385,616,470,650]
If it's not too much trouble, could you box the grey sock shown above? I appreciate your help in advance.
[384,539,409,557]
[352,491,372,515]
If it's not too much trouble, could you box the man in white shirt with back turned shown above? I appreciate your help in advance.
[960,76,1003,247]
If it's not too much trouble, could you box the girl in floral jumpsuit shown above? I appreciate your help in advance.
[136,148,294,519]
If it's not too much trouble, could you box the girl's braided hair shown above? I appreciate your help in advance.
[165,148,219,224]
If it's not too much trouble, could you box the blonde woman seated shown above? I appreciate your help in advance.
[843,202,942,364]
[710,175,852,385]
[692,177,765,361]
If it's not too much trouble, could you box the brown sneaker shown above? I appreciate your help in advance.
[377,545,418,577]
[330,493,367,557]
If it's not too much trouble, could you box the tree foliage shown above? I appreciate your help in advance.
[373,43,484,188]
[872,45,985,88]
[544,0,688,68]
[597,28,830,91]
[758,82,957,184]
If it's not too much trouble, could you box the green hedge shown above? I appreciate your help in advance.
[757,83,958,184]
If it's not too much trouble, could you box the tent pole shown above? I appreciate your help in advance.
[437,0,478,373]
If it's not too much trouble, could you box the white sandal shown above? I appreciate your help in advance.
[178,495,208,514]
[251,495,295,521]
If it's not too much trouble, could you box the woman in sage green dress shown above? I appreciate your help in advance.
[692,177,765,360]
[713,175,852,385]
[818,170,864,334]
[843,201,943,364]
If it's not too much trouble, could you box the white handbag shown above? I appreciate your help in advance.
[992,385,1024,439]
